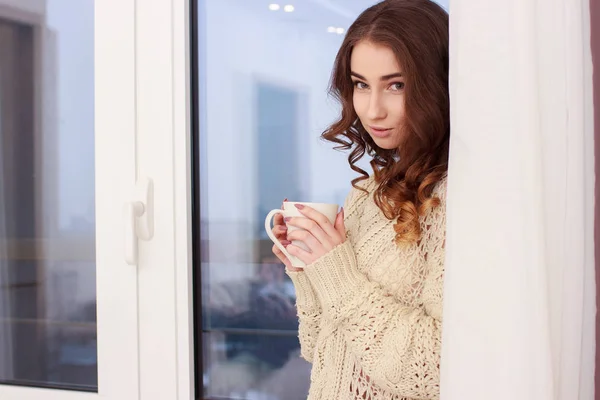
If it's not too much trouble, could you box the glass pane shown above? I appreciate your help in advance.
[203,260,298,332]
[203,332,311,400]
[194,0,449,398]
[0,0,96,391]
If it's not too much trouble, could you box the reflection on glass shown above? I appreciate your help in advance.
[0,0,96,391]
[204,332,311,400]
[196,0,378,398]
[204,259,298,332]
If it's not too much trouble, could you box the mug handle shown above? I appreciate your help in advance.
[265,209,294,261]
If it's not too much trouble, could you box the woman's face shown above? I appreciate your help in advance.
[350,40,406,150]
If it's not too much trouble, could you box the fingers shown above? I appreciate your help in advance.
[286,229,322,252]
[272,210,287,239]
[272,198,287,237]
[284,215,332,248]
[272,243,292,269]
[272,197,287,227]
[272,223,287,239]
[286,243,313,264]
[334,207,345,238]
[273,211,284,226]
[292,204,342,242]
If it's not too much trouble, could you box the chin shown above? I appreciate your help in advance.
[371,136,401,150]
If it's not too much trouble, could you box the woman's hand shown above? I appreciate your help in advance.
[285,204,345,265]
[271,199,303,272]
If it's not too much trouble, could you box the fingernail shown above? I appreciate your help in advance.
[284,217,291,222]
[281,240,291,246]
[294,204,304,210]
[280,225,288,231]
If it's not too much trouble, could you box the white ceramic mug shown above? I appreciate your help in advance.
[265,201,339,267]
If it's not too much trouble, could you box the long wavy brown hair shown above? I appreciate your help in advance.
[322,0,450,245]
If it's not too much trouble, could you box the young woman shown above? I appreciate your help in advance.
[271,0,449,398]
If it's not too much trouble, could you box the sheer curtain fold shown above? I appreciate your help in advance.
[442,0,595,399]
[0,22,14,380]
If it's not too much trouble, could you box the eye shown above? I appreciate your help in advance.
[353,81,369,90]
[389,82,405,91]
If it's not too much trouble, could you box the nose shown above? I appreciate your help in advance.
[367,92,386,120]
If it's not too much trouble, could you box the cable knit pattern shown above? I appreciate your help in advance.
[286,176,446,400]
[286,271,322,363]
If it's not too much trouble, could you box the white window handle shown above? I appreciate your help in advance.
[124,177,154,265]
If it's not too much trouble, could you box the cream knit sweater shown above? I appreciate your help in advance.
[286,176,446,400]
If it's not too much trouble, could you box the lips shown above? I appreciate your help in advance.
[369,126,392,138]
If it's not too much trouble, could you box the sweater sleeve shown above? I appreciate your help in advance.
[285,270,322,363]
[302,200,446,399]
[285,180,370,364]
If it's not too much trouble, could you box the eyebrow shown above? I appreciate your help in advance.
[351,71,403,81]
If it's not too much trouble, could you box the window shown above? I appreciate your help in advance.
[0,1,97,391]
[192,1,448,398]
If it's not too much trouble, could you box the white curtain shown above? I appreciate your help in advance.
[441,0,596,398]
[0,23,14,380]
